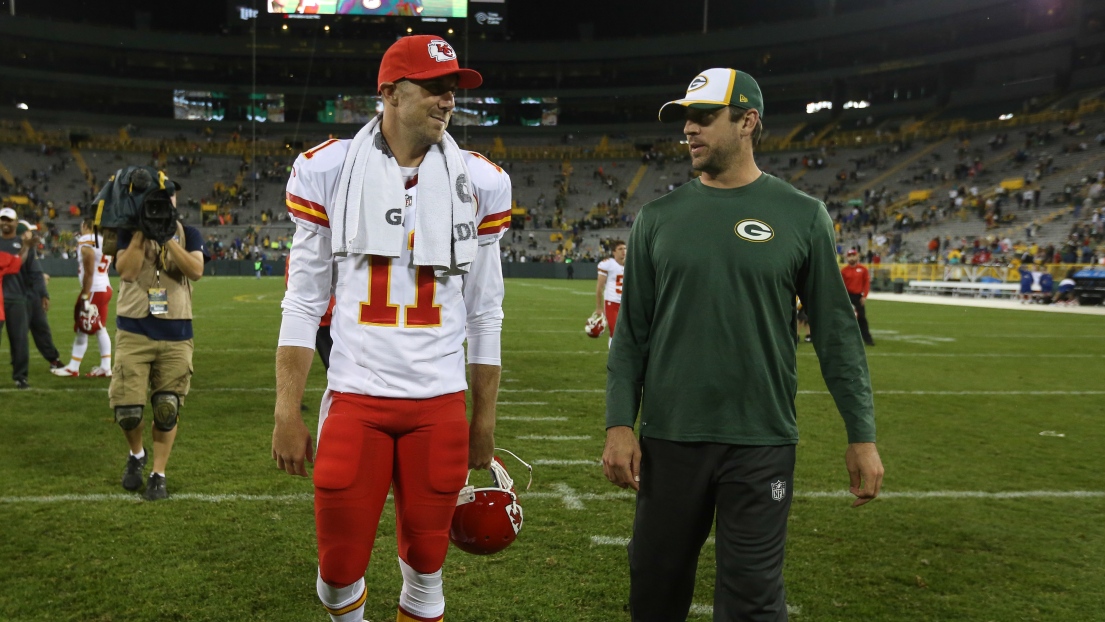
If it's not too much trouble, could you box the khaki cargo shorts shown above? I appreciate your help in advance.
[109,330,194,408]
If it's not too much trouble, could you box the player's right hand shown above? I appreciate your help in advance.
[601,426,641,491]
[272,415,314,477]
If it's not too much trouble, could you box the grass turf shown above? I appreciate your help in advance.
[1,276,1103,621]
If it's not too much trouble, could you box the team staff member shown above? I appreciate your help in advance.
[603,68,884,622]
[111,201,207,502]
[841,249,875,346]
[17,221,64,371]
[0,208,41,389]
[0,216,30,368]
[273,35,510,622]
[53,219,115,377]
[594,240,626,347]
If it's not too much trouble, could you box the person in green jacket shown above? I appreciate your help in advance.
[602,68,885,622]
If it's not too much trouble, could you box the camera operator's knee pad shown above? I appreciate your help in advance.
[114,405,144,431]
[151,392,180,431]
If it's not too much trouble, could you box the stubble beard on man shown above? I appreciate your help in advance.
[691,143,738,179]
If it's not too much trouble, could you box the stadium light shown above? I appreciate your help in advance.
[324,25,330,31]
[448,28,454,34]
[282,24,288,30]
[406,27,413,33]
[999,113,1014,120]
[16,103,28,110]
[806,101,832,114]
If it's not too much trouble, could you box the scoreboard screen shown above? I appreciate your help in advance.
[268,0,467,17]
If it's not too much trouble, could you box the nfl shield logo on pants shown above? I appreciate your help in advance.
[770,480,786,502]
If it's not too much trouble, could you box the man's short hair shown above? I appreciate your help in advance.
[612,240,626,250]
[729,107,763,147]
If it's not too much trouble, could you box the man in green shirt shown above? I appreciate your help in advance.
[602,68,885,622]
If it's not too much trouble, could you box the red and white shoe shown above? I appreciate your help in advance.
[86,367,113,378]
[50,367,80,377]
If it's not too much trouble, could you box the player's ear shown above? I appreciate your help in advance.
[379,82,400,106]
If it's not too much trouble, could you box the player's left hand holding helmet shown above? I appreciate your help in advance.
[584,312,606,338]
[450,449,532,555]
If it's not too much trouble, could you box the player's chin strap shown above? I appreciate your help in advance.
[493,447,533,492]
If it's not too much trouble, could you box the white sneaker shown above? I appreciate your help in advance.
[86,367,112,378]
[51,367,80,377]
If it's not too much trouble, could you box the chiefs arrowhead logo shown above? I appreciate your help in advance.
[505,502,523,534]
[427,40,456,63]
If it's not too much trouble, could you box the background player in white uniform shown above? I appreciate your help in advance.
[272,35,509,622]
[53,219,113,377]
[595,240,626,346]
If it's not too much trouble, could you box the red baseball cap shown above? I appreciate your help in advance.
[378,35,482,92]
[846,249,859,256]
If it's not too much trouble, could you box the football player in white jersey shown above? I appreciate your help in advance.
[52,219,113,377]
[595,240,626,347]
[273,36,509,622]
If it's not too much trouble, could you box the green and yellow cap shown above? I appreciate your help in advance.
[658,68,764,122]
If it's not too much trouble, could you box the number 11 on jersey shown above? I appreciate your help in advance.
[359,256,442,328]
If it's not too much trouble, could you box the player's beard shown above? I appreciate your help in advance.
[690,139,739,179]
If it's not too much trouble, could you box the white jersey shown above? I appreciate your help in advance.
[77,233,112,293]
[597,257,624,304]
[279,138,511,399]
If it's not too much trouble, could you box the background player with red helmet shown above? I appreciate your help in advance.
[53,219,114,377]
[594,240,625,347]
[273,35,509,622]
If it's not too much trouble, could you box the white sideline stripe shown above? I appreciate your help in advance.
[535,459,599,466]
[181,349,1105,357]
[592,535,715,547]
[499,416,568,421]
[690,604,801,617]
[516,435,592,441]
[497,402,549,405]
[4,387,1104,396]
[3,490,1102,505]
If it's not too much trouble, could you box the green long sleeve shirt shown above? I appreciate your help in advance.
[606,173,876,445]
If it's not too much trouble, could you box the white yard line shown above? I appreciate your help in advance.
[868,293,1105,315]
[515,435,593,441]
[6,387,1105,396]
[3,489,1101,505]
[534,459,599,466]
[690,603,801,617]
[499,416,568,422]
[496,402,550,406]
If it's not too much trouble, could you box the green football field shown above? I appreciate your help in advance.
[1,276,1104,621]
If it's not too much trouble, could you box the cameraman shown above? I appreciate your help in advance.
[110,195,208,501]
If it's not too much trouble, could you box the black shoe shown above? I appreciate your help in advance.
[864,339,876,346]
[122,451,148,491]
[48,359,64,370]
[14,379,29,390]
[143,473,168,501]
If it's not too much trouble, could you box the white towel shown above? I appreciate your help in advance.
[330,114,477,276]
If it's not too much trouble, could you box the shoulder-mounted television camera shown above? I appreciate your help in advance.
[88,166,182,255]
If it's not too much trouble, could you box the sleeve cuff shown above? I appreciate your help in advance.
[278,313,321,350]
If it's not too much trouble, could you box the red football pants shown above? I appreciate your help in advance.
[314,391,469,588]
[605,301,621,338]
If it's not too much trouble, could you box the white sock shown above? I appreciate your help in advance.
[152,471,165,478]
[316,573,366,622]
[68,333,88,371]
[398,557,444,620]
[96,329,112,368]
[130,448,145,460]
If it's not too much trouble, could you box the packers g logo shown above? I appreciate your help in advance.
[687,75,708,92]
[734,219,774,242]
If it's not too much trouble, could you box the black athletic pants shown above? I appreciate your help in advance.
[629,438,795,622]
[26,293,59,363]
[848,292,874,344]
[315,324,333,371]
[2,300,30,382]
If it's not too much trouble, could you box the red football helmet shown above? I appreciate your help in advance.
[585,312,606,338]
[78,301,101,333]
[450,450,532,555]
